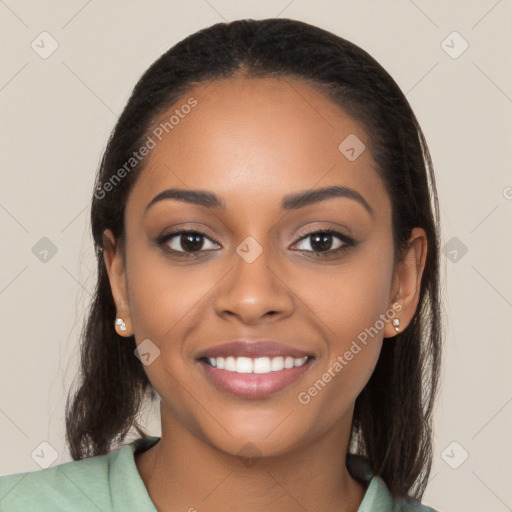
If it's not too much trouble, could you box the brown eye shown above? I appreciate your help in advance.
[292,229,355,257]
[158,230,220,255]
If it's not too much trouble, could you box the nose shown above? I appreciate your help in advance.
[213,244,295,325]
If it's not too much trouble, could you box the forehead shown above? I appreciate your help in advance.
[127,75,389,216]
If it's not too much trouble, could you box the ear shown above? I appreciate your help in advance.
[384,227,428,338]
[102,229,133,337]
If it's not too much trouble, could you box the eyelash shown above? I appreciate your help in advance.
[156,228,355,259]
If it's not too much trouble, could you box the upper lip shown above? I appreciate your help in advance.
[195,340,313,360]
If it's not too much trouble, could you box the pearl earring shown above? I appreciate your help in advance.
[392,318,400,332]
[115,318,127,332]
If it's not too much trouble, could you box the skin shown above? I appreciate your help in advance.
[103,75,427,512]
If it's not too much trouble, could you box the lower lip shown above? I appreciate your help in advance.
[198,359,313,398]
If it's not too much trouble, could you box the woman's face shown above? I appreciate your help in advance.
[105,76,420,458]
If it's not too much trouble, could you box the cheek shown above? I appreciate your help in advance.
[124,252,218,422]
[292,238,394,413]
[297,239,395,347]
[126,248,217,345]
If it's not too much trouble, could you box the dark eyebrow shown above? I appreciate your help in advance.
[145,185,373,217]
[281,185,373,216]
[145,189,225,213]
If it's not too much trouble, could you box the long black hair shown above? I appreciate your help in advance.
[65,18,442,500]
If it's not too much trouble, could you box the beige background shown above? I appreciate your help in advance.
[1,1,511,511]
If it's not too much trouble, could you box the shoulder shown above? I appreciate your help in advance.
[395,495,440,512]
[346,454,440,512]
[0,450,112,511]
[362,476,441,512]
[0,436,160,512]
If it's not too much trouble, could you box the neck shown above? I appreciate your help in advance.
[135,406,366,512]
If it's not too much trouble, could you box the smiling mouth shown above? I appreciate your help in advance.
[197,355,314,399]
[199,355,311,374]
[195,340,315,398]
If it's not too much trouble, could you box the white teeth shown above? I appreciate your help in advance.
[225,356,236,372]
[270,356,284,371]
[284,356,295,369]
[205,355,309,374]
[253,357,271,374]
[235,357,253,374]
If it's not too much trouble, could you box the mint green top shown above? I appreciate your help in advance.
[0,436,439,511]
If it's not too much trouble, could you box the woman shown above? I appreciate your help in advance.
[0,18,442,511]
